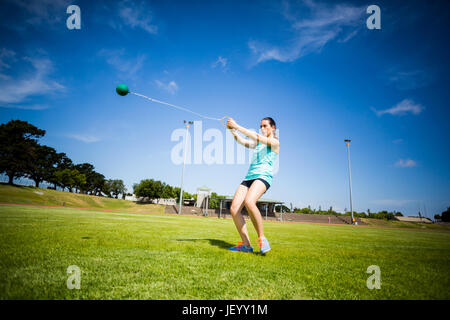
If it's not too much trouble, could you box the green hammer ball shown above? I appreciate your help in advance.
[116,84,129,96]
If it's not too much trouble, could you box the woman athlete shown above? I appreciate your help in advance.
[226,117,280,253]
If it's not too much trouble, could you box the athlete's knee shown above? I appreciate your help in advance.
[244,198,256,209]
[230,205,240,216]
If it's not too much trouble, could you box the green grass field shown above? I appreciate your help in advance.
[0,185,449,299]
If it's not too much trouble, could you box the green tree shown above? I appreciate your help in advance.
[90,172,106,196]
[161,184,177,199]
[26,144,58,188]
[134,179,160,200]
[108,179,126,199]
[47,153,73,190]
[0,120,45,184]
[208,192,226,209]
[275,205,290,213]
[73,171,87,193]
[152,180,165,199]
[74,163,96,194]
[103,180,113,197]
[293,207,314,214]
[54,168,84,192]
[441,207,450,222]
[172,186,193,203]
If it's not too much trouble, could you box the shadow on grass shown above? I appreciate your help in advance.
[176,238,234,249]
[176,238,267,256]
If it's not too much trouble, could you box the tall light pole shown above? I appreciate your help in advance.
[344,139,354,224]
[178,120,193,214]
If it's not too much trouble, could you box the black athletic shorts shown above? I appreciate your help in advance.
[240,178,270,192]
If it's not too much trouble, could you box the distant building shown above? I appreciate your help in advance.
[152,198,177,205]
[395,216,433,224]
[125,194,177,205]
[125,194,138,201]
[196,185,211,208]
[182,198,195,206]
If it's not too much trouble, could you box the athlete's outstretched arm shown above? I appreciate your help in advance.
[230,129,257,149]
[227,118,279,148]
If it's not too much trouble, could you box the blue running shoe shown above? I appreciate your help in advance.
[228,241,253,253]
[258,237,271,253]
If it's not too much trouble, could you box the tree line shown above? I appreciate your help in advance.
[0,120,219,203]
[288,206,450,222]
[133,179,192,202]
[274,205,404,221]
[0,120,127,198]
[434,207,450,222]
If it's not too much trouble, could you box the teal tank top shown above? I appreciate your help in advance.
[244,141,278,185]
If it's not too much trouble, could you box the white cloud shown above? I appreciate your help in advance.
[118,0,158,34]
[395,159,418,168]
[69,134,101,143]
[98,48,146,78]
[0,48,16,70]
[338,29,359,43]
[249,0,365,64]
[291,1,362,29]
[212,56,229,71]
[0,53,65,107]
[155,80,178,95]
[372,99,424,116]
[383,68,434,91]
[0,48,16,80]
[249,41,289,63]
[0,104,49,110]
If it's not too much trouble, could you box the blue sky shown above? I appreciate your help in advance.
[0,0,449,217]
